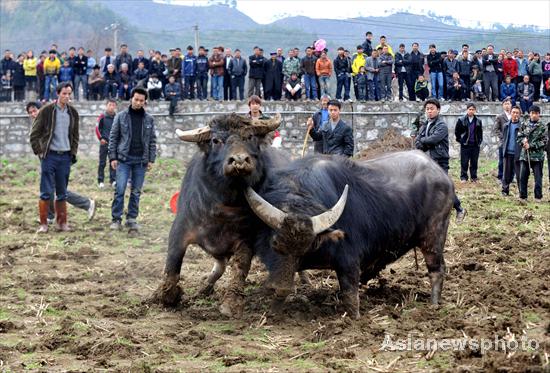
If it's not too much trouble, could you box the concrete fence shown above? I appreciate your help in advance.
[1,101,548,161]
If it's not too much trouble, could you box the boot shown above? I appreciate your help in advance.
[37,200,49,233]
[55,200,71,232]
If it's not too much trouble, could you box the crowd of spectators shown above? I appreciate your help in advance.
[2,34,550,111]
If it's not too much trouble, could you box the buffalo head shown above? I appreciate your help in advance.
[245,185,349,256]
[176,113,281,185]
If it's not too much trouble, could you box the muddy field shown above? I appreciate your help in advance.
[0,156,548,372]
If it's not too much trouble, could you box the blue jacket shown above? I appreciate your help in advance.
[500,83,516,102]
[164,82,181,99]
[196,55,209,75]
[108,108,157,164]
[182,55,197,76]
[516,58,529,76]
[59,66,73,82]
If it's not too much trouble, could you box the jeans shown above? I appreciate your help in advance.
[211,75,223,100]
[73,74,87,100]
[183,75,196,99]
[247,78,262,97]
[319,76,330,96]
[118,83,133,100]
[197,74,208,100]
[357,83,367,100]
[520,99,533,114]
[231,75,245,100]
[335,74,350,100]
[367,77,380,101]
[40,151,71,201]
[459,145,480,181]
[44,75,58,101]
[47,190,91,220]
[430,72,444,99]
[103,83,117,99]
[98,143,116,184]
[111,156,147,222]
[501,153,520,195]
[519,160,543,199]
[304,74,318,99]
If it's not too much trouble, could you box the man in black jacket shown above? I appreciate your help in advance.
[395,44,411,101]
[415,99,466,223]
[307,99,353,157]
[109,87,157,234]
[248,47,265,97]
[96,99,117,188]
[427,44,443,100]
[263,52,283,101]
[408,42,424,101]
[455,103,483,182]
[334,47,351,101]
[73,47,88,101]
[361,31,373,57]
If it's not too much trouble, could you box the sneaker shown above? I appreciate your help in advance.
[456,208,467,224]
[126,220,139,235]
[47,217,55,225]
[87,199,96,221]
[111,181,117,188]
[518,198,528,205]
[471,179,478,183]
[534,198,542,203]
[98,182,105,189]
[460,179,467,184]
[110,220,122,230]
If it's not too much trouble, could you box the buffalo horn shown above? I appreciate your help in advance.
[244,187,286,230]
[175,125,211,142]
[250,113,282,135]
[310,184,349,234]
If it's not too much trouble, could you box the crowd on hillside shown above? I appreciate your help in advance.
[2,32,550,109]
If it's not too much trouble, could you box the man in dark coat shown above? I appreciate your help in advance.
[307,99,354,157]
[455,103,483,182]
[263,52,283,101]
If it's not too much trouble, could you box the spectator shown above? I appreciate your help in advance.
[518,75,534,113]
[1,50,16,77]
[542,53,550,88]
[415,99,466,223]
[96,99,117,188]
[109,87,157,234]
[496,53,505,89]
[99,47,113,76]
[500,75,517,105]
[196,46,209,100]
[408,42,424,101]
[65,47,76,72]
[315,51,332,97]
[228,49,247,101]
[493,98,513,181]
[365,49,380,101]
[36,53,46,101]
[361,31,373,57]
[223,47,233,100]
[473,49,484,70]
[394,43,411,101]
[0,69,12,102]
[149,51,166,84]
[351,45,366,100]
[43,49,61,101]
[378,45,394,101]
[356,66,367,101]
[103,64,119,99]
[132,49,150,72]
[247,95,269,120]
[443,50,459,94]
[457,44,472,62]
[528,53,543,102]
[164,75,181,116]
[333,47,351,101]
[516,50,529,85]
[72,47,88,101]
[118,63,133,100]
[133,61,149,88]
[86,49,96,76]
[209,46,225,101]
[282,49,300,82]
[276,48,285,64]
[447,72,465,101]
[455,103,483,182]
[59,60,73,83]
[182,45,197,100]
[301,46,318,100]
[414,74,429,101]
[146,73,162,100]
[167,48,182,82]
[23,50,37,99]
[375,35,394,56]
[517,105,547,203]
[427,44,444,100]
[248,46,266,97]
[543,76,550,102]
[482,45,499,101]
[457,50,473,98]
[29,82,80,233]
[471,78,486,101]
[308,95,330,153]
[501,105,522,196]
[284,72,302,101]
[264,52,283,101]
[502,51,518,85]
[12,54,26,101]
[308,99,354,157]
[88,65,104,100]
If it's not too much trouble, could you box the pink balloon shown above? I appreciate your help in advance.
[314,39,326,52]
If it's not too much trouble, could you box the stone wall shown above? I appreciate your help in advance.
[1,101,548,161]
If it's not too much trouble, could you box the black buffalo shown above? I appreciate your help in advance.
[245,151,454,319]
[152,113,286,317]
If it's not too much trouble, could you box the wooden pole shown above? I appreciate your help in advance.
[301,126,311,158]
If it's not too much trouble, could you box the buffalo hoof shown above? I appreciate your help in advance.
[150,279,183,307]
[219,291,245,318]
[198,284,215,296]
[270,296,287,314]
[341,292,361,320]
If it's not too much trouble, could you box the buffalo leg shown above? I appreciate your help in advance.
[219,242,252,318]
[420,218,449,305]
[336,266,361,319]
[199,258,227,296]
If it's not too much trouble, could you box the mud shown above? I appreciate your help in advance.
[0,159,548,372]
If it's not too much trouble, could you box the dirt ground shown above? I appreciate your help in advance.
[0,153,549,372]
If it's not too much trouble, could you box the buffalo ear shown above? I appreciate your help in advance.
[313,229,345,251]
